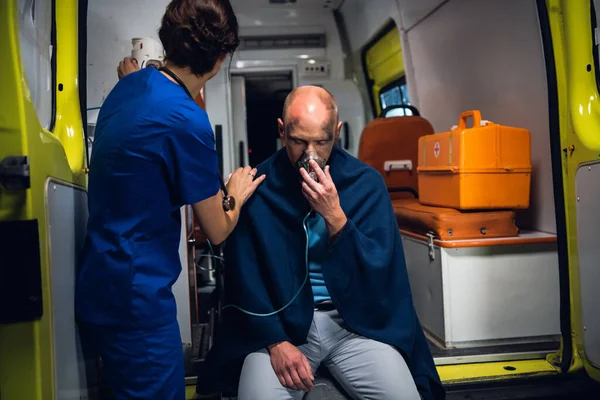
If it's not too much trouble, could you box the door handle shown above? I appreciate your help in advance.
[238,141,245,168]
[343,122,350,150]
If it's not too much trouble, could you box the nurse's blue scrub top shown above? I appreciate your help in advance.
[75,67,220,329]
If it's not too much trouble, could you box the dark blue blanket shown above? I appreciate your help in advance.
[196,147,444,399]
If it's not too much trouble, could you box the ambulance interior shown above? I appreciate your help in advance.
[80,0,595,393]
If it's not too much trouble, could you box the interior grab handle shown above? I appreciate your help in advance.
[238,141,245,168]
[384,160,413,172]
[343,122,350,150]
[215,125,224,177]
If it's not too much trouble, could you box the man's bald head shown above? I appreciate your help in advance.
[277,85,343,167]
[282,86,339,128]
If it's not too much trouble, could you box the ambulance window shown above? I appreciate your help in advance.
[18,0,55,131]
[379,77,412,116]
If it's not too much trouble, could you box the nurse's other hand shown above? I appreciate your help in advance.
[226,166,265,206]
[117,57,140,79]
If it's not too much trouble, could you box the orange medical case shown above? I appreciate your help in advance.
[417,110,532,210]
[392,198,518,240]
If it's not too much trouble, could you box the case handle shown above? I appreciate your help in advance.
[457,110,483,130]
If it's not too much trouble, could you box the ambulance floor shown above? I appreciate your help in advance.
[428,337,561,362]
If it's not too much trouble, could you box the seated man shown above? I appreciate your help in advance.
[196,86,444,400]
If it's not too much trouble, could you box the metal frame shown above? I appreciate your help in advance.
[545,0,600,382]
[45,177,91,399]
[535,0,573,375]
[434,351,557,367]
[230,64,299,90]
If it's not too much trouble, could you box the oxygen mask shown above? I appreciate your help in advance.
[295,150,327,182]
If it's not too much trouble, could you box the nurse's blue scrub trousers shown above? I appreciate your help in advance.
[79,320,185,400]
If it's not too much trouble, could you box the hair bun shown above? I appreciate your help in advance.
[159,0,239,76]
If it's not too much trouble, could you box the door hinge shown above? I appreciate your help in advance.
[426,232,435,261]
[0,156,30,190]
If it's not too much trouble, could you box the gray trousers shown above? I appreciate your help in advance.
[237,310,421,400]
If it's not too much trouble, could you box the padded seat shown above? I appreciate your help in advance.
[303,378,349,400]
[358,115,434,200]
[303,366,350,400]
[393,198,518,241]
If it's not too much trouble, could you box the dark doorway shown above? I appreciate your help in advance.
[241,72,293,167]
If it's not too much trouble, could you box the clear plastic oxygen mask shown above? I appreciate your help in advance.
[295,149,327,182]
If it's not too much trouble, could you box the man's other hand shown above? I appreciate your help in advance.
[300,160,347,236]
[117,57,140,79]
[268,341,314,392]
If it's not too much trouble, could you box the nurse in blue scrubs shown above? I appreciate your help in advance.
[75,1,259,399]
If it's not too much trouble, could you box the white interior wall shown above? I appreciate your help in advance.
[204,63,236,176]
[401,0,556,233]
[339,0,403,51]
[396,0,448,107]
[397,0,447,31]
[312,80,365,156]
[87,0,169,114]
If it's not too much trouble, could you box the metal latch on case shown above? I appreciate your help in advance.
[426,232,435,261]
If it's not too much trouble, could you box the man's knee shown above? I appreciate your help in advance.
[362,346,420,400]
[238,350,303,400]
[327,339,420,400]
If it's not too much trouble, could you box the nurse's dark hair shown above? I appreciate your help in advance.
[159,0,239,76]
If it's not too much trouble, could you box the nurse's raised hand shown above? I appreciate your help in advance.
[226,166,266,206]
[117,57,140,80]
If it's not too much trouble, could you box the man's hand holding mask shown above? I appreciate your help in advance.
[300,160,347,237]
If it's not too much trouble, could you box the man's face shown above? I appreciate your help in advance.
[277,99,343,168]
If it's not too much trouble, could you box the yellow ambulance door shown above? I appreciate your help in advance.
[547,0,600,382]
[0,0,91,399]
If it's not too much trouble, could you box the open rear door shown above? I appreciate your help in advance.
[546,0,600,382]
[0,0,92,399]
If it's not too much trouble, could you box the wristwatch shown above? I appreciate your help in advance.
[222,195,236,212]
